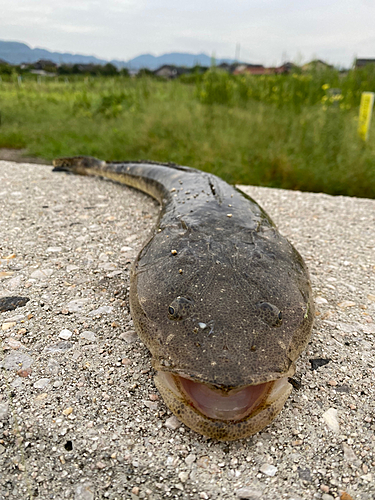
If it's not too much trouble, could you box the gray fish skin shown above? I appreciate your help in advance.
[53,156,314,440]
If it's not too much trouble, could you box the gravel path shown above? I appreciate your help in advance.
[0,160,374,500]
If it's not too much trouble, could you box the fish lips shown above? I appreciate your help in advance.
[155,370,293,439]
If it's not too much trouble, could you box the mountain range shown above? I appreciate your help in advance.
[0,40,237,69]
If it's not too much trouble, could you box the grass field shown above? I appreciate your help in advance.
[1,68,375,198]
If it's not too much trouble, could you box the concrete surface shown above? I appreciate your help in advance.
[0,160,374,500]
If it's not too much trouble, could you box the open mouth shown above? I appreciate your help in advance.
[156,371,291,422]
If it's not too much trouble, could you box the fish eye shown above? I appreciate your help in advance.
[257,301,283,327]
[168,296,195,321]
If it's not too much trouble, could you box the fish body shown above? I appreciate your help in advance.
[53,156,314,440]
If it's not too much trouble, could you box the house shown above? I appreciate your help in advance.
[30,69,56,77]
[302,60,333,72]
[74,64,97,73]
[32,59,58,71]
[355,58,375,68]
[20,59,58,73]
[273,62,296,74]
[217,62,251,74]
[233,64,271,75]
[232,64,249,75]
[153,65,191,79]
[216,62,232,72]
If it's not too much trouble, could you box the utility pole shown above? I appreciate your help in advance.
[235,43,240,63]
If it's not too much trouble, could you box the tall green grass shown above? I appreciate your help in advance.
[197,65,375,110]
[0,71,374,198]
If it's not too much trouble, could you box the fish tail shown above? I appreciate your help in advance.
[52,156,106,175]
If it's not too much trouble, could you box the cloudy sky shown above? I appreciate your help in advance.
[1,0,375,67]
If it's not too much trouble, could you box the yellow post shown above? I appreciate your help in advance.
[358,91,374,141]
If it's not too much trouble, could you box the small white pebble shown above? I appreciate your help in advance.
[178,471,189,483]
[165,416,181,430]
[315,296,328,304]
[33,378,50,389]
[322,408,340,432]
[80,331,97,342]
[185,454,196,466]
[259,463,278,476]
[59,329,72,340]
[235,487,262,498]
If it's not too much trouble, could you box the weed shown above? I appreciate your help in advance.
[0,74,374,198]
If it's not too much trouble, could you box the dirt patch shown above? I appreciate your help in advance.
[0,148,50,165]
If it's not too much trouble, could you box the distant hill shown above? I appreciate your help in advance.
[124,53,234,70]
[0,40,237,69]
[0,41,109,66]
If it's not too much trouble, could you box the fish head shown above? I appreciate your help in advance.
[130,224,314,440]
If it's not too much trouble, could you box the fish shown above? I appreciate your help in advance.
[53,156,314,440]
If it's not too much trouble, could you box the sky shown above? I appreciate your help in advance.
[1,0,375,67]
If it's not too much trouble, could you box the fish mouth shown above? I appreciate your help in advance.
[155,371,292,439]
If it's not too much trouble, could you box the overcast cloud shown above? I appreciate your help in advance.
[1,0,375,66]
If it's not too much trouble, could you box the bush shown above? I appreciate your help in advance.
[197,69,236,105]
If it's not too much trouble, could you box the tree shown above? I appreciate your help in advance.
[100,63,118,76]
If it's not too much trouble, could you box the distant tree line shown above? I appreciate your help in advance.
[0,60,130,77]
[1,57,375,80]
[58,63,129,76]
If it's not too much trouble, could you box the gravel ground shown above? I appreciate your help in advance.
[0,160,374,500]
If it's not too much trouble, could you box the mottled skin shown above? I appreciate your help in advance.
[53,156,314,440]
